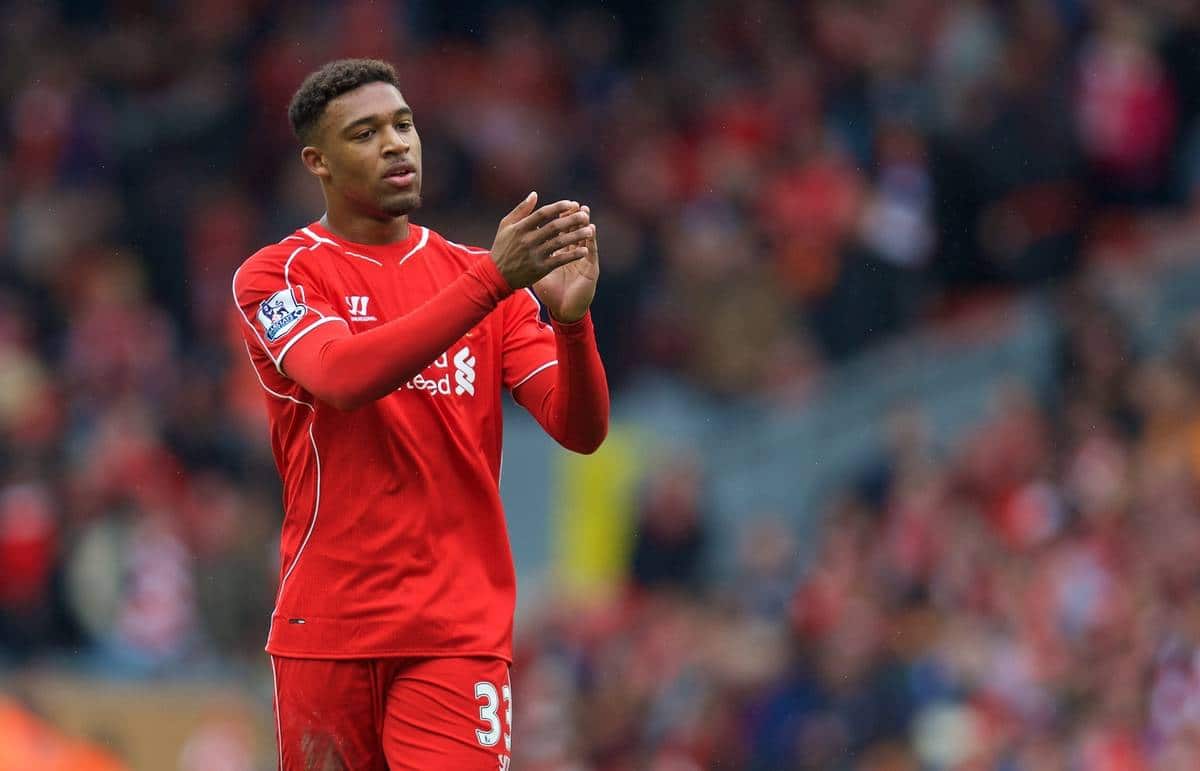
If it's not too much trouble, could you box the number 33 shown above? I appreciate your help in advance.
[474,679,512,751]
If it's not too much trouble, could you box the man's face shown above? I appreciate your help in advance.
[313,81,423,218]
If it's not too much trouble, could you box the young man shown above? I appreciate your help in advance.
[232,59,608,770]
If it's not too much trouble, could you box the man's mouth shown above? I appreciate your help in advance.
[383,165,417,189]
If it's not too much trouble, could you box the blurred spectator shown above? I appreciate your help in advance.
[0,481,64,661]
[630,457,709,592]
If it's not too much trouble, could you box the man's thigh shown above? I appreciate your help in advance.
[271,656,389,771]
[382,657,512,771]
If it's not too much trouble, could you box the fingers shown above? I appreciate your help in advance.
[542,210,590,237]
[500,191,538,226]
[579,205,597,247]
[494,194,594,287]
[519,199,582,230]
[522,212,589,255]
[539,224,595,258]
[571,205,595,244]
[545,245,589,270]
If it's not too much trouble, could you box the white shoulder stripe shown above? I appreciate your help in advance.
[345,249,383,267]
[301,227,339,248]
[234,239,333,375]
[232,263,284,373]
[446,238,490,255]
[283,245,328,319]
[282,246,306,294]
[398,226,429,266]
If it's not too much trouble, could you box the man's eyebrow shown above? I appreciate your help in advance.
[342,108,414,132]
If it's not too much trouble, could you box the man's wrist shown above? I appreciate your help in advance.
[470,256,514,301]
[550,310,592,334]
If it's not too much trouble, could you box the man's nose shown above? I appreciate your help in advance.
[382,125,411,154]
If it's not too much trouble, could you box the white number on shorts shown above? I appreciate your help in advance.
[475,681,501,747]
[474,677,513,750]
[502,682,512,751]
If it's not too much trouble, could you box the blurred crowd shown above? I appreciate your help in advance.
[5,0,1200,768]
[510,284,1200,769]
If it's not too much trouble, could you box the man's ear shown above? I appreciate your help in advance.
[301,146,331,180]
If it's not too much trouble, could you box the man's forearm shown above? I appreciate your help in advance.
[516,312,609,453]
[284,257,511,409]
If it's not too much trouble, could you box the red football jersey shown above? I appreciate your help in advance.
[233,221,559,661]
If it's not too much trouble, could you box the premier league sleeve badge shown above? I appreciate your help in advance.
[258,288,308,341]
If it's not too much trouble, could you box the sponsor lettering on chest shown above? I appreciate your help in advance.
[403,343,477,397]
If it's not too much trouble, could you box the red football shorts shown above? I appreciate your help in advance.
[271,655,512,771]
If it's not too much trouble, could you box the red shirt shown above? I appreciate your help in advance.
[233,221,602,660]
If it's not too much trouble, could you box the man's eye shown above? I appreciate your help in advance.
[396,121,413,131]
[355,129,375,140]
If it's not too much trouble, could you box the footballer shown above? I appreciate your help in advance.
[232,59,608,770]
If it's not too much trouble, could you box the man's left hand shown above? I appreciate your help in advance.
[534,204,599,323]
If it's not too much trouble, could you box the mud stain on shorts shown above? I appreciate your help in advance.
[300,730,345,771]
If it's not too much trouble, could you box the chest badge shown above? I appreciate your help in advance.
[454,347,476,396]
[346,295,377,322]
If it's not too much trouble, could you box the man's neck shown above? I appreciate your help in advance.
[320,209,410,245]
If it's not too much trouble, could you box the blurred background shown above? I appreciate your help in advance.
[6,0,1200,768]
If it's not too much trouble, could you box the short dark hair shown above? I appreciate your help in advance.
[288,59,401,144]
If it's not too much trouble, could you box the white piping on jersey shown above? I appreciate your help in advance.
[292,228,379,266]
[231,263,283,372]
[270,657,283,771]
[509,290,559,388]
[242,340,323,636]
[300,226,339,248]
[282,246,305,287]
[398,226,429,266]
[283,246,327,320]
[234,228,360,374]
[344,249,383,267]
[232,259,335,377]
[293,224,429,266]
[276,315,346,370]
[446,239,489,255]
[511,360,558,390]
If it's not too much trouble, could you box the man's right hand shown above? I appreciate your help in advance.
[490,192,594,289]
